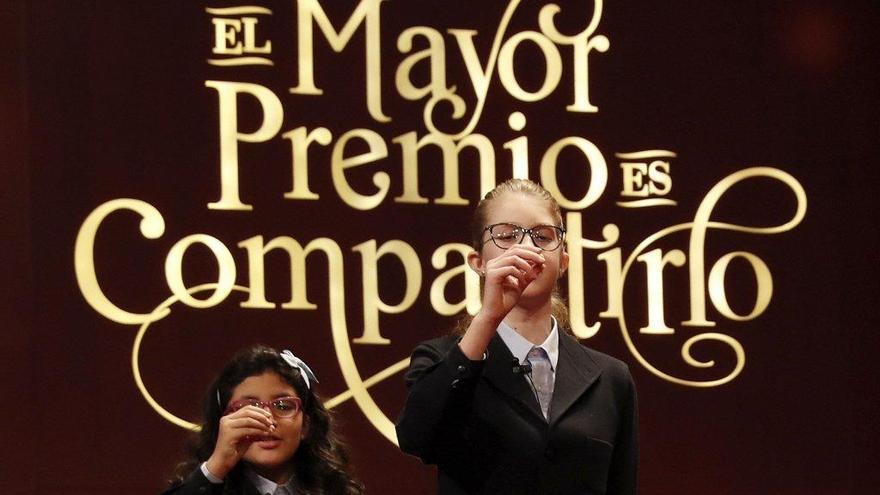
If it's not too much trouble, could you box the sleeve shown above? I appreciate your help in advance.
[395,337,487,464]
[160,467,226,495]
[605,364,639,495]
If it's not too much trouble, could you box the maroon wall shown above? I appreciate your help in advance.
[3,1,878,494]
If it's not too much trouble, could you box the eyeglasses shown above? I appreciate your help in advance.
[482,223,566,251]
[223,396,303,418]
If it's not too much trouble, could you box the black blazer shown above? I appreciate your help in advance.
[396,331,638,495]
[161,468,261,495]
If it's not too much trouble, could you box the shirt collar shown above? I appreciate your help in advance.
[497,316,559,370]
[244,466,296,495]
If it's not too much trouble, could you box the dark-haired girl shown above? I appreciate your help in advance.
[163,345,363,495]
[396,179,639,494]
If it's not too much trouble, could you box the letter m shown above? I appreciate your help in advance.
[290,0,388,121]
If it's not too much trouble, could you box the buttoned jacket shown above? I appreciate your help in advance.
[396,331,638,495]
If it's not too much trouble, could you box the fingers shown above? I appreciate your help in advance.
[506,263,541,288]
[485,248,546,276]
[220,406,277,437]
[224,416,275,433]
[233,405,275,426]
[498,245,546,264]
[486,257,544,286]
[479,245,551,318]
[226,426,270,442]
[488,265,528,284]
[209,405,281,477]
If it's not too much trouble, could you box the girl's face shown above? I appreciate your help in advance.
[470,192,569,303]
[230,371,304,482]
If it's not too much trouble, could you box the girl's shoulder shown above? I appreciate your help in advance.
[560,330,634,380]
[413,333,461,352]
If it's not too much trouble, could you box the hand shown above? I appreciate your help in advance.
[480,245,546,322]
[205,405,276,480]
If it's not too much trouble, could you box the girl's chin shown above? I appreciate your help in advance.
[520,281,555,300]
[245,447,293,465]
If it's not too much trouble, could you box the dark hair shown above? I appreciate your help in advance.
[455,178,570,333]
[170,345,363,495]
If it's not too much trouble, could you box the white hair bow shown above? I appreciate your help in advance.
[280,349,319,389]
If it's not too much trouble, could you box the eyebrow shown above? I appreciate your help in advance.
[498,222,557,227]
[235,392,296,400]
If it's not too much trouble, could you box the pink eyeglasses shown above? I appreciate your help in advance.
[223,396,303,418]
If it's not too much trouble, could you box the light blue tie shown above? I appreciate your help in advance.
[527,346,554,419]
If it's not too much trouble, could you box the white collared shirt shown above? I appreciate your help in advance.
[497,316,559,380]
[199,463,297,494]
[244,467,297,495]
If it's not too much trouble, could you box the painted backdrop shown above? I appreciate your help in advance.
[3,0,878,494]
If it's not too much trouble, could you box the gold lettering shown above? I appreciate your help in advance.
[540,136,608,210]
[565,213,618,338]
[538,1,610,112]
[497,31,562,102]
[282,126,333,201]
[205,81,283,211]
[352,240,422,344]
[74,199,168,325]
[241,17,271,53]
[427,0,521,138]
[165,235,236,308]
[620,162,649,197]
[238,235,342,310]
[683,167,807,326]
[393,131,495,205]
[610,167,806,387]
[616,221,747,387]
[290,0,389,122]
[211,18,243,54]
[396,27,449,101]
[648,160,672,195]
[323,240,399,443]
[596,237,623,318]
[708,252,773,321]
[331,128,390,210]
[636,248,686,334]
[503,111,530,180]
[430,243,480,316]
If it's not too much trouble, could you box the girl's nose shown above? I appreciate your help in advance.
[521,233,539,248]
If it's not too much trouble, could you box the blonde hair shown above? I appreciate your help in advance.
[454,179,570,334]
[469,179,564,249]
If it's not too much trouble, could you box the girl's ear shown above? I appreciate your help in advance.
[467,250,484,276]
[559,250,570,277]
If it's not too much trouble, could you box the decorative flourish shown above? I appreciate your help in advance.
[130,283,408,440]
[615,167,807,387]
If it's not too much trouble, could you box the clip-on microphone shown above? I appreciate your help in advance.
[511,358,542,406]
[511,358,532,375]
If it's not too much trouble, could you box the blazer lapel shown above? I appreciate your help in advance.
[548,332,602,425]
[226,469,266,495]
[482,335,545,421]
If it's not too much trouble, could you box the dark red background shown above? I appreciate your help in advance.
[3,1,878,494]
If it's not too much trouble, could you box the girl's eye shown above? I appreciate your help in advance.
[273,399,299,412]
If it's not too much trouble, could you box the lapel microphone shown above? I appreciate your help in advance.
[511,358,542,408]
[511,358,533,375]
